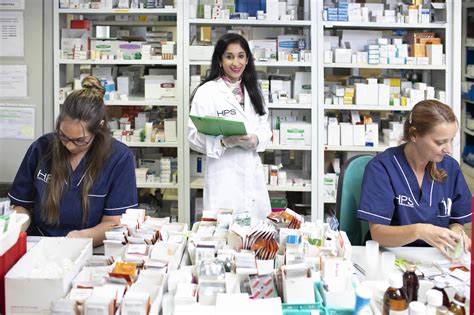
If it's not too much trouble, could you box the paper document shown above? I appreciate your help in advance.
[0,65,27,98]
[190,115,247,136]
[0,11,24,56]
[0,0,25,10]
[0,104,35,139]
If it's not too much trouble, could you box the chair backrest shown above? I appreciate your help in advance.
[335,155,373,246]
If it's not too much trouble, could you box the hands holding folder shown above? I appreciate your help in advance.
[190,115,258,150]
[222,134,258,150]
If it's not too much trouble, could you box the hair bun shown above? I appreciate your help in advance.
[81,76,105,98]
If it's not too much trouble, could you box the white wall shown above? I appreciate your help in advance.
[0,0,54,183]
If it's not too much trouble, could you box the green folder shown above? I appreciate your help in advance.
[190,115,247,136]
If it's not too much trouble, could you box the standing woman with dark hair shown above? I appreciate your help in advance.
[358,100,472,256]
[188,33,272,220]
[8,76,138,246]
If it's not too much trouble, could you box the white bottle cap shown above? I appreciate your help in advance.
[426,289,443,307]
[409,301,426,315]
[433,276,447,289]
[388,273,403,289]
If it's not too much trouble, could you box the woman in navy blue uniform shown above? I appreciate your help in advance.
[8,76,138,246]
[358,100,471,256]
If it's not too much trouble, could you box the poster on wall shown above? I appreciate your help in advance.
[0,11,24,56]
[0,65,27,98]
[0,0,24,10]
[0,104,35,140]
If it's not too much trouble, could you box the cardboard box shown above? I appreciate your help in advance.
[353,124,365,146]
[164,119,177,142]
[6,238,92,314]
[327,123,340,146]
[339,123,354,146]
[144,75,175,99]
[426,44,443,65]
[280,121,311,146]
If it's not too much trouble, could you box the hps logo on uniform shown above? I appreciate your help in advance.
[396,195,414,208]
[37,169,52,183]
[216,109,236,117]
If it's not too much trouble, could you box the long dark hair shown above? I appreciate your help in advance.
[191,33,266,116]
[403,100,457,182]
[43,76,112,226]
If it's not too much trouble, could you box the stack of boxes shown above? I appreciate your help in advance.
[407,32,443,66]
[383,122,404,147]
[160,158,172,183]
[325,0,348,22]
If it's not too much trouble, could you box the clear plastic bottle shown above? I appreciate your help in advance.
[383,273,408,315]
[402,264,419,302]
[432,276,450,307]
[448,291,466,315]
[425,289,443,315]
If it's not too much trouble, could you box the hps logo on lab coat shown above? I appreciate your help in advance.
[396,195,414,208]
[216,109,237,117]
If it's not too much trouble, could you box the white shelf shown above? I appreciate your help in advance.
[325,63,446,70]
[190,177,311,192]
[268,103,311,109]
[324,144,390,152]
[92,21,177,26]
[465,74,474,79]
[136,181,178,189]
[323,21,447,29]
[121,141,178,148]
[461,162,474,179]
[58,8,177,15]
[323,199,337,204]
[189,18,311,26]
[59,59,177,65]
[189,60,311,67]
[464,128,474,137]
[323,105,413,111]
[466,99,474,105]
[104,97,178,106]
[267,144,312,151]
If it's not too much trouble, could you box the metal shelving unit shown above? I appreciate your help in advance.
[53,0,185,222]
[315,1,462,220]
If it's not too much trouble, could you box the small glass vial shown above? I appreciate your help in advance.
[432,276,450,307]
[448,291,466,315]
[402,264,419,302]
[426,289,443,315]
[383,273,408,315]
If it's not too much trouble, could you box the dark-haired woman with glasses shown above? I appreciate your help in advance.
[8,76,138,246]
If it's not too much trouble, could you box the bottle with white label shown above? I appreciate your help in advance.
[383,273,408,315]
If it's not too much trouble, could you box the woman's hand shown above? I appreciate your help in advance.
[449,224,471,253]
[238,134,258,150]
[66,229,87,238]
[222,135,242,148]
[418,223,460,257]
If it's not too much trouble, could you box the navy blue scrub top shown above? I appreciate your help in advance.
[358,145,472,246]
[8,133,138,237]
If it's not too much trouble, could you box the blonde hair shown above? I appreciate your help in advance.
[403,100,457,182]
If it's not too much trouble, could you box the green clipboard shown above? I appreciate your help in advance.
[190,115,247,136]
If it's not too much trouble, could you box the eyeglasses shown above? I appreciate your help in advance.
[55,131,94,146]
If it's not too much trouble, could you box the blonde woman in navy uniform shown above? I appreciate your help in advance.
[358,100,471,256]
[188,33,272,220]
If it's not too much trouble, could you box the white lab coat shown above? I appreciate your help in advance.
[188,78,272,220]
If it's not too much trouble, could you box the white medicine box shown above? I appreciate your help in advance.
[144,75,175,99]
[6,238,93,314]
[280,121,311,146]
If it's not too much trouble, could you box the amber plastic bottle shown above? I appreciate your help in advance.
[402,264,418,302]
[448,291,466,315]
[383,273,408,315]
[432,276,450,307]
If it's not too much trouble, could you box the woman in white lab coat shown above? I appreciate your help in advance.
[188,33,272,220]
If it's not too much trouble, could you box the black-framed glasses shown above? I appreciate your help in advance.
[55,131,94,146]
